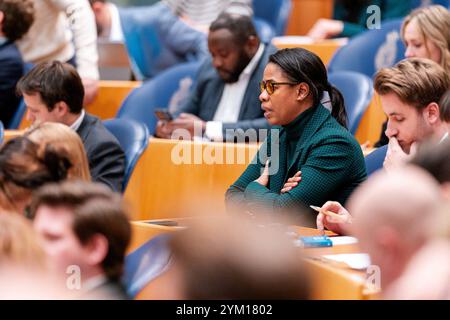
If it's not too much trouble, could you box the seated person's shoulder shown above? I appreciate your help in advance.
[82,115,123,151]
[312,121,362,152]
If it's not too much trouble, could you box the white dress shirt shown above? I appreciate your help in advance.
[107,3,125,42]
[205,43,265,141]
[69,110,85,132]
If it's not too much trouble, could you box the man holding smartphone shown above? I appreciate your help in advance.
[155,13,275,142]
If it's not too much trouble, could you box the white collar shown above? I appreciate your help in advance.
[239,43,265,80]
[69,110,85,132]
[439,131,449,144]
[108,3,124,42]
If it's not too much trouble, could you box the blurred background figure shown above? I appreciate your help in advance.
[89,0,208,80]
[30,181,131,299]
[347,166,443,293]
[0,0,34,127]
[25,122,92,182]
[0,211,46,267]
[307,0,411,40]
[16,0,100,105]
[157,215,310,299]
[163,0,253,32]
[385,199,450,300]
[0,211,77,299]
[411,139,450,191]
[0,136,71,215]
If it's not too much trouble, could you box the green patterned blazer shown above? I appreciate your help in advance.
[225,104,367,222]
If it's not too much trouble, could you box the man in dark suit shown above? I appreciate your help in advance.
[17,61,125,192]
[0,0,34,127]
[156,13,276,142]
[32,181,131,300]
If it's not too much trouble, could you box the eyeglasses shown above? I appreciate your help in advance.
[259,80,298,95]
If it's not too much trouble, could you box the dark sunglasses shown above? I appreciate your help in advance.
[259,80,298,95]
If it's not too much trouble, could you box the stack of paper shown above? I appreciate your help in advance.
[322,253,371,270]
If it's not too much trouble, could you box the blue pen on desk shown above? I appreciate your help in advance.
[298,235,333,248]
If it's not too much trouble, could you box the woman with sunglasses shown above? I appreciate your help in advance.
[226,48,367,225]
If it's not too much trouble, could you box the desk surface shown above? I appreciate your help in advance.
[131,219,381,299]
[4,130,24,141]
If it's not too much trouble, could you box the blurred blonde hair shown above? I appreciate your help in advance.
[401,5,450,74]
[25,122,91,181]
[0,212,46,268]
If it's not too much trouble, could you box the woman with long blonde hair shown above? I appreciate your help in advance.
[402,5,450,73]
[25,122,91,181]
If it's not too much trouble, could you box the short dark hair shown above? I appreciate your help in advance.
[209,12,258,45]
[0,0,34,41]
[439,90,450,123]
[30,181,131,282]
[17,61,84,114]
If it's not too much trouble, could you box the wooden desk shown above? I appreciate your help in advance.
[128,220,186,254]
[293,226,379,299]
[272,37,346,65]
[85,80,141,119]
[3,130,24,141]
[129,220,380,300]
[124,138,259,220]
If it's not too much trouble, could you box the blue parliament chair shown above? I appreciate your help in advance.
[8,63,34,129]
[329,71,374,134]
[116,61,200,135]
[0,121,4,144]
[364,145,388,176]
[328,19,405,78]
[123,233,173,298]
[103,118,149,190]
[253,0,292,35]
[8,99,26,130]
[253,17,276,44]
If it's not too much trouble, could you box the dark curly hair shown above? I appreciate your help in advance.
[0,0,34,41]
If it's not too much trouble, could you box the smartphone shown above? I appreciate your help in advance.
[154,108,173,121]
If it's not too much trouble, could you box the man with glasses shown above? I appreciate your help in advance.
[155,13,276,142]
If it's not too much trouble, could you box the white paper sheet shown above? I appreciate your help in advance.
[330,236,359,246]
[322,253,371,270]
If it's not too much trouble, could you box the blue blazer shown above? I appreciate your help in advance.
[178,44,277,141]
[119,3,209,80]
[0,41,24,127]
